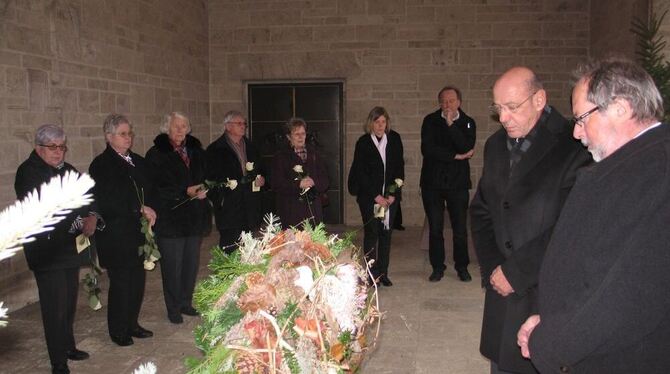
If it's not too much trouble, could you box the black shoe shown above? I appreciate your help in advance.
[66,348,89,361]
[457,269,472,282]
[181,306,200,316]
[394,224,406,231]
[429,270,444,282]
[380,276,393,287]
[110,334,134,347]
[168,313,184,324]
[130,326,153,338]
[52,363,70,374]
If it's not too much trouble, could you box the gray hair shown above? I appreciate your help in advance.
[103,113,132,135]
[223,110,245,126]
[160,111,191,134]
[34,124,66,145]
[573,57,664,123]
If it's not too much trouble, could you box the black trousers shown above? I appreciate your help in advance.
[358,200,397,279]
[421,188,470,272]
[33,267,80,367]
[157,236,202,316]
[106,264,146,337]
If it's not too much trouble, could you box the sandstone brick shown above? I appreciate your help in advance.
[22,55,52,71]
[6,67,28,97]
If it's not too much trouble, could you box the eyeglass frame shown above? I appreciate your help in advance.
[38,143,68,152]
[113,131,135,138]
[489,91,538,115]
[571,106,600,127]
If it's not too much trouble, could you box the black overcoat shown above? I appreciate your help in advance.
[530,124,670,373]
[470,107,591,373]
[89,145,155,269]
[420,108,476,190]
[145,134,211,238]
[347,130,405,206]
[15,151,87,271]
[271,144,329,227]
[205,134,263,231]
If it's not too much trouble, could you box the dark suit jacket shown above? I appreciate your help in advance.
[205,134,263,231]
[271,144,329,227]
[89,145,155,269]
[348,130,404,206]
[470,107,592,373]
[14,151,86,271]
[145,134,211,238]
[420,108,476,190]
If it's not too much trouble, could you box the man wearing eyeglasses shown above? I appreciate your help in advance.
[471,67,591,374]
[15,124,98,374]
[517,58,670,373]
[421,86,476,283]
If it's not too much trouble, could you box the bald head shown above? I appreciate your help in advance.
[492,66,547,139]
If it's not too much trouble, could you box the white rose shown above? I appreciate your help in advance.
[143,260,156,271]
[92,300,102,311]
[245,162,254,171]
[373,204,386,218]
[226,178,238,190]
[294,266,315,298]
[394,178,404,188]
[293,165,304,174]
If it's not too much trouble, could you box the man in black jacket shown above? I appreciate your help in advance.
[15,124,97,374]
[471,67,591,373]
[420,86,476,282]
[206,110,266,252]
[518,58,670,374]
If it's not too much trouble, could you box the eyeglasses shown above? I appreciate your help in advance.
[38,144,68,152]
[114,131,135,138]
[489,91,537,115]
[228,121,247,126]
[572,106,599,127]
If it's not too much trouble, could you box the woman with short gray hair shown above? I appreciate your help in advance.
[146,111,210,324]
[89,113,157,347]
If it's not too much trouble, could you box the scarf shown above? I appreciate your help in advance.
[371,133,391,229]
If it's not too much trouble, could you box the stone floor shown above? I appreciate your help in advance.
[0,227,489,373]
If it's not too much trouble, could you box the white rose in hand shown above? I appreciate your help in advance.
[225,178,238,190]
[293,164,304,174]
[143,260,156,271]
[246,162,254,171]
[394,178,404,188]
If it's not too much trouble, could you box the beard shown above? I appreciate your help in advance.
[581,139,604,162]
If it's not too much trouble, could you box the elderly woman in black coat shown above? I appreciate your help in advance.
[348,107,405,287]
[89,114,157,347]
[271,117,329,228]
[15,124,97,374]
[145,112,210,324]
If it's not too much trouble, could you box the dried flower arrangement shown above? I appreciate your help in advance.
[186,214,381,374]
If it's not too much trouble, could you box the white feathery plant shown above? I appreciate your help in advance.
[0,171,95,327]
[132,362,157,374]
[0,171,95,259]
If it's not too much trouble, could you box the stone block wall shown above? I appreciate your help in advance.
[208,0,591,226]
[0,0,209,309]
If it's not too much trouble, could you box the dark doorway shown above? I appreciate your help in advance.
[248,82,344,224]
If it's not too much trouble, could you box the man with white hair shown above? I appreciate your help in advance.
[518,57,670,373]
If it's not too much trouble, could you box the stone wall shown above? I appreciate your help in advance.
[208,0,591,226]
[0,0,209,309]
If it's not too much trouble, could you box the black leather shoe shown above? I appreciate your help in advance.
[429,270,444,282]
[52,363,70,374]
[66,348,89,361]
[457,269,472,282]
[380,276,393,287]
[181,306,199,316]
[394,224,406,231]
[130,326,153,338]
[110,334,134,346]
[168,313,183,324]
